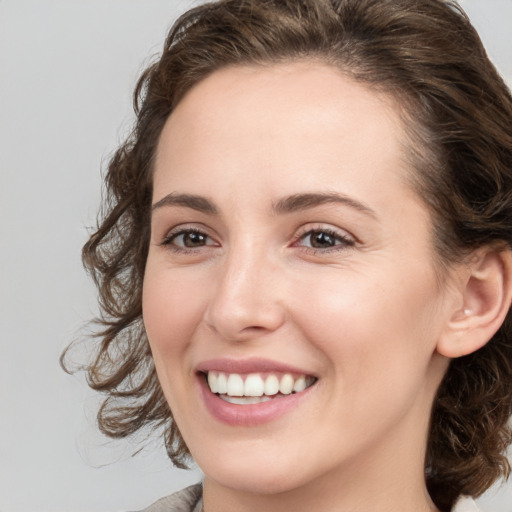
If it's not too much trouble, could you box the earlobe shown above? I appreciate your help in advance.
[436,247,512,359]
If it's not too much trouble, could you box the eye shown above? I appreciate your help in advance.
[161,228,218,251]
[295,228,355,251]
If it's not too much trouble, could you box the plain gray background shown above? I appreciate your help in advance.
[0,1,511,511]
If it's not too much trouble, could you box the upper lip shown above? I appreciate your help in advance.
[196,357,316,376]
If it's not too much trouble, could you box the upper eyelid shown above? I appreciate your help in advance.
[159,222,216,238]
[164,227,208,240]
[165,226,214,238]
[293,223,356,241]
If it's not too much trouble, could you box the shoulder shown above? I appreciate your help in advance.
[452,495,481,512]
[136,483,203,512]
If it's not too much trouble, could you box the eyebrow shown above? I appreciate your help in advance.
[152,193,219,215]
[151,191,377,218]
[272,192,377,218]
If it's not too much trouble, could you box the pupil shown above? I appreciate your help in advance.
[311,232,334,248]
[184,232,205,247]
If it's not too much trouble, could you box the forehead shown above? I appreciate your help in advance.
[153,62,414,208]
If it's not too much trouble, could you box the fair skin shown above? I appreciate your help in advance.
[142,62,506,512]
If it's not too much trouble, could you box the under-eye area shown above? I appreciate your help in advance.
[201,371,318,405]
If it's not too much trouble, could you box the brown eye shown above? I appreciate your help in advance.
[179,231,208,247]
[308,231,338,248]
[297,229,355,251]
[162,229,217,250]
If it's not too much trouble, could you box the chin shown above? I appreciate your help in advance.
[197,449,315,495]
[207,468,306,496]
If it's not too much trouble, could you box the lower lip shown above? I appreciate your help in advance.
[198,375,315,426]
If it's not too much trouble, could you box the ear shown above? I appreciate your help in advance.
[436,247,512,358]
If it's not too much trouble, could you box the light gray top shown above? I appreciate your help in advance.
[138,484,203,512]
[138,483,480,512]
[453,495,481,512]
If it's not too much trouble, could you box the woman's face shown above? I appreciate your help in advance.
[143,63,455,498]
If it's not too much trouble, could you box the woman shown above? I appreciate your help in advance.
[70,0,512,511]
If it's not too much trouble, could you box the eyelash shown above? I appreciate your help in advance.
[160,226,355,255]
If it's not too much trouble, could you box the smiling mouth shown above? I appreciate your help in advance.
[203,371,317,405]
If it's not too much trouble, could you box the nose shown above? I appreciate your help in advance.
[203,244,286,342]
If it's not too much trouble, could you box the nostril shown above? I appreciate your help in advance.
[242,325,269,333]
[204,313,284,343]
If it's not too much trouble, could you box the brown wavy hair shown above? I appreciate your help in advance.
[63,0,512,510]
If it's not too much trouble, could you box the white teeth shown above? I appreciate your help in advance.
[207,372,218,393]
[244,374,265,397]
[226,374,244,396]
[279,374,294,395]
[293,376,306,392]
[221,395,272,405]
[217,373,227,394]
[264,374,280,396]
[206,371,314,398]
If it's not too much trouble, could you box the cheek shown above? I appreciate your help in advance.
[288,265,442,389]
[141,265,209,423]
[142,266,206,359]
